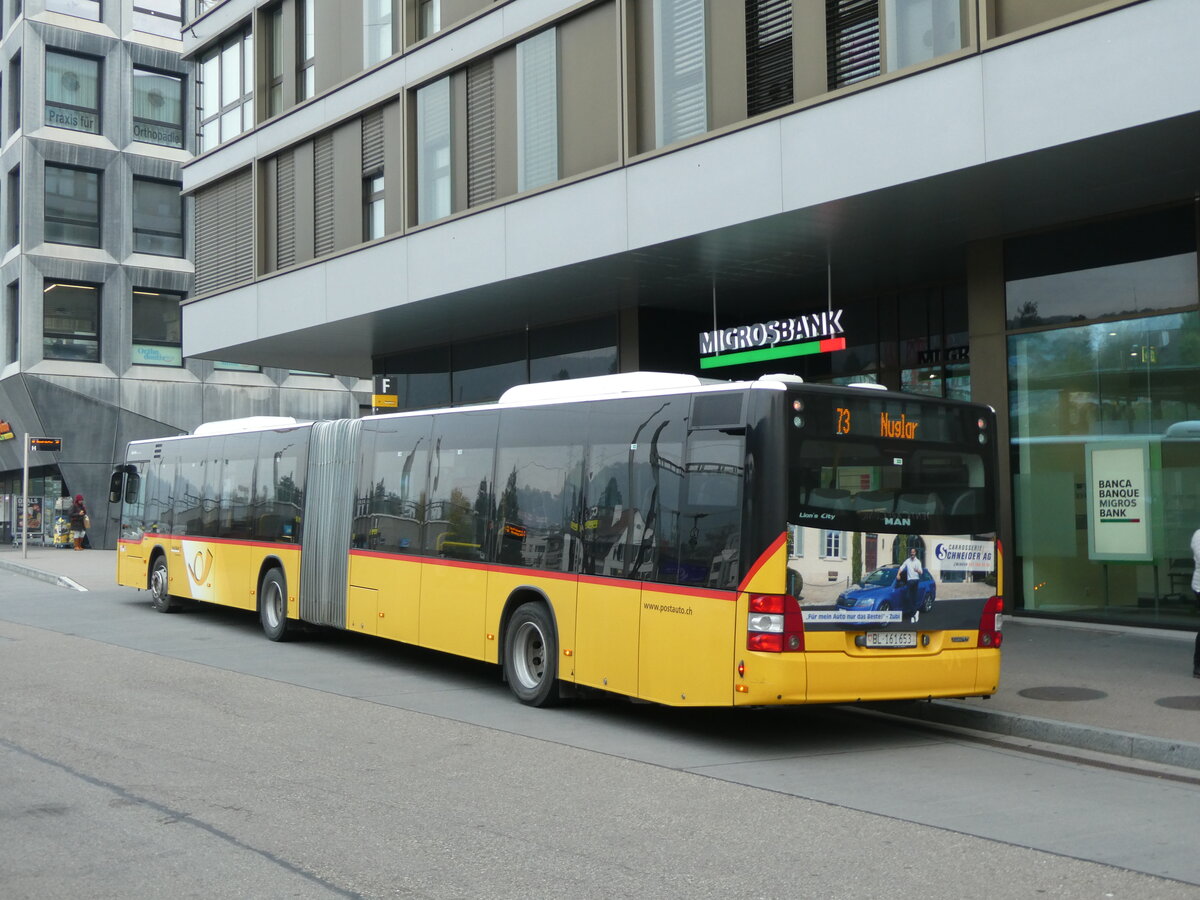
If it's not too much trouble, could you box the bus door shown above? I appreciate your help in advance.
[637,413,743,706]
[170,436,209,601]
[420,410,498,661]
[575,426,642,695]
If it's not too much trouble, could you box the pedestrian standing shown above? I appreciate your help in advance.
[69,494,88,551]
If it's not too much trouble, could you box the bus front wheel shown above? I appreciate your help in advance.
[149,555,179,613]
[259,568,292,642]
[503,602,559,707]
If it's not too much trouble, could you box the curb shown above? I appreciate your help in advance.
[871,699,1200,772]
[0,558,88,592]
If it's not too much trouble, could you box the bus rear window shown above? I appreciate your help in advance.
[789,438,992,534]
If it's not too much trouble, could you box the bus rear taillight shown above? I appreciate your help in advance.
[978,596,1004,648]
[747,594,805,652]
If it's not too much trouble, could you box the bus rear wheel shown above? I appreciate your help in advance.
[149,555,179,613]
[503,602,559,707]
[259,567,292,641]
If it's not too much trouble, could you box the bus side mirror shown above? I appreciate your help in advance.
[108,470,124,504]
[124,472,140,504]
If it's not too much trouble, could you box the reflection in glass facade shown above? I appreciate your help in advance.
[1009,307,1200,626]
[376,318,619,411]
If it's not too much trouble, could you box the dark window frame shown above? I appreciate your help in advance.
[132,66,184,148]
[131,287,184,367]
[44,162,102,249]
[132,176,184,257]
[42,279,101,363]
[44,48,102,135]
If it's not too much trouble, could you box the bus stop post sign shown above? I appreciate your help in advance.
[30,437,63,452]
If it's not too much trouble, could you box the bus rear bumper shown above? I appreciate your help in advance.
[733,648,1001,706]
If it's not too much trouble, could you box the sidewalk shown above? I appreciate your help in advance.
[3,544,1199,769]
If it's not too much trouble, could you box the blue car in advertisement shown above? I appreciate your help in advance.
[836,565,936,612]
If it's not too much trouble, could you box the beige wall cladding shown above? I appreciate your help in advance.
[707,0,747,130]
[442,0,496,32]
[793,0,829,102]
[315,0,365,91]
[631,0,656,154]
[988,0,1113,37]
[492,48,519,201]
[559,2,621,178]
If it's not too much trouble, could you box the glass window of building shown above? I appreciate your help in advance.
[883,0,964,72]
[451,332,526,405]
[363,173,384,240]
[416,76,451,223]
[6,166,18,250]
[133,178,183,256]
[418,0,439,39]
[1006,207,1197,330]
[7,54,20,137]
[132,289,183,366]
[43,281,99,362]
[46,0,99,21]
[5,282,17,366]
[826,0,880,89]
[267,3,284,116]
[134,1,183,38]
[363,0,392,67]
[1007,206,1200,628]
[298,0,315,101]
[213,360,261,372]
[528,318,618,383]
[198,28,253,152]
[44,164,100,247]
[653,0,707,147]
[45,51,100,134]
[516,29,557,193]
[132,68,183,148]
[745,0,794,116]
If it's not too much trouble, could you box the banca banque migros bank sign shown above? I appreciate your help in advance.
[699,309,847,369]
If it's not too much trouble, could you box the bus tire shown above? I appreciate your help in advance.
[503,602,559,707]
[259,567,292,642]
[149,555,179,613]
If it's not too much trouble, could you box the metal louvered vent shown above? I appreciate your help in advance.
[746,0,793,116]
[298,418,361,628]
[826,0,880,90]
[313,132,335,256]
[276,151,296,268]
[194,168,253,295]
[466,58,496,207]
[362,108,384,174]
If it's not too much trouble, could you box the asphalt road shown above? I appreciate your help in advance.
[2,571,1199,899]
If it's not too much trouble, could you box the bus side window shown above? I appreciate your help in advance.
[495,405,586,571]
[425,410,497,560]
[678,432,744,589]
[361,416,432,554]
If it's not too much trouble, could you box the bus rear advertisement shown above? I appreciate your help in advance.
[112,372,1002,707]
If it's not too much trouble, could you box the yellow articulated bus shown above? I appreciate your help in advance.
[111,372,1003,707]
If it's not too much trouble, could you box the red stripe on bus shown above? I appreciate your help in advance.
[347,549,733,599]
[738,532,787,592]
[123,534,302,550]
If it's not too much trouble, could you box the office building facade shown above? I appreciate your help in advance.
[179,0,1200,629]
[0,0,366,549]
